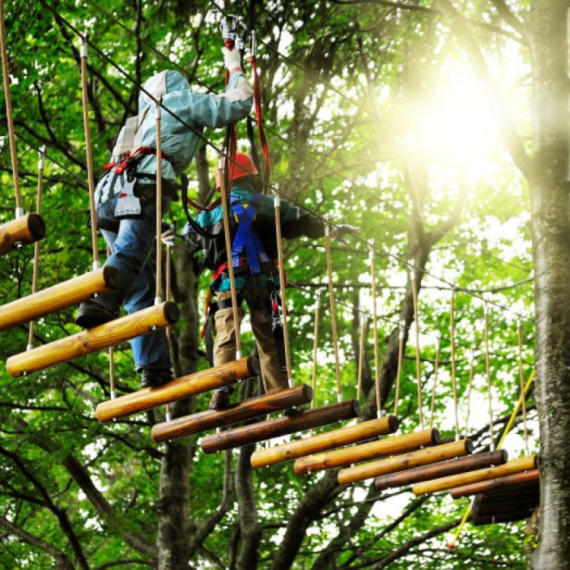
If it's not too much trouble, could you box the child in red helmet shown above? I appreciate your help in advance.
[182,154,357,410]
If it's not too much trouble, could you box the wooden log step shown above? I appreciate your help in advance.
[472,509,536,526]
[373,450,508,491]
[338,438,472,485]
[251,415,400,470]
[96,356,260,423]
[450,468,540,499]
[412,455,537,496]
[6,302,179,378]
[0,214,46,257]
[201,399,360,454]
[151,384,313,443]
[292,426,437,476]
[0,266,120,333]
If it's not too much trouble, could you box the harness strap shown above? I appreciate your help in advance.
[250,55,271,189]
[231,200,269,274]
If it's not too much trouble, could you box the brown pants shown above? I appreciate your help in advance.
[214,290,289,393]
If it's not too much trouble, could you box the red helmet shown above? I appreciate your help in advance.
[215,153,258,190]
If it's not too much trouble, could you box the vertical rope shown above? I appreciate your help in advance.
[369,240,382,417]
[165,243,173,345]
[105,247,116,399]
[219,157,241,359]
[484,302,494,450]
[410,271,424,430]
[517,319,530,456]
[325,223,342,402]
[357,320,366,402]
[311,292,321,409]
[429,333,440,429]
[154,97,163,304]
[464,348,475,436]
[274,193,293,385]
[0,0,23,216]
[79,36,100,269]
[449,287,460,440]
[393,321,405,417]
[27,146,45,350]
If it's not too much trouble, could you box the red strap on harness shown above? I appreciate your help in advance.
[186,196,222,212]
[104,146,171,175]
[250,55,271,188]
[200,262,230,338]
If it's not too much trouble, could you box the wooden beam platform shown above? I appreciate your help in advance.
[250,415,400,470]
[151,384,313,443]
[293,427,437,476]
[201,400,360,454]
[96,356,260,422]
[338,438,472,485]
[450,468,539,499]
[0,266,120,333]
[412,455,537,496]
[6,301,179,377]
[0,214,46,257]
[373,450,508,491]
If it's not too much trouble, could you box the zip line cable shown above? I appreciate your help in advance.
[81,0,532,278]
[30,0,534,324]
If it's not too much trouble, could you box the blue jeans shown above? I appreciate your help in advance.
[95,193,172,372]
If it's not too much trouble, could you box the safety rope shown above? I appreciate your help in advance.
[79,36,100,269]
[153,97,164,304]
[411,272,424,430]
[448,370,535,548]
[218,158,242,359]
[27,147,45,350]
[429,333,441,429]
[274,193,293,385]
[483,302,494,449]
[326,223,342,402]
[449,287,460,440]
[517,320,530,456]
[311,291,321,409]
[105,247,116,399]
[464,348,475,436]
[357,321,366,402]
[393,321,405,417]
[369,240,382,417]
[0,0,22,216]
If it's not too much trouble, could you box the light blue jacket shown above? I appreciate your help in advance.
[96,69,253,201]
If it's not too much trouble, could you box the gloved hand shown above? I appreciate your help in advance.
[331,224,360,243]
[160,225,176,247]
[223,46,242,72]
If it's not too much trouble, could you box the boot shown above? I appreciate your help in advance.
[209,390,232,410]
[76,300,117,329]
[140,369,174,389]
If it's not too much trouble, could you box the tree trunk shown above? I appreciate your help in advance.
[529,0,570,567]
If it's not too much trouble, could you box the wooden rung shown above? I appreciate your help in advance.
[0,214,46,257]
[201,400,360,454]
[450,468,540,499]
[0,266,120,333]
[96,356,259,422]
[251,415,400,470]
[412,455,537,496]
[293,426,437,476]
[373,450,508,491]
[338,438,472,485]
[6,302,180,378]
[151,384,313,443]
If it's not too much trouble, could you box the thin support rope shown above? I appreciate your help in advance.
[464,348,475,436]
[393,321,405,417]
[165,243,173,345]
[219,157,241,359]
[27,146,45,350]
[411,272,424,430]
[325,223,342,402]
[429,333,440,429]
[311,292,321,409]
[274,193,293,385]
[105,246,116,399]
[484,302,494,449]
[154,97,163,304]
[79,36,100,269]
[449,288,460,440]
[357,320,366,402]
[370,240,382,417]
[517,320,530,456]
[0,0,22,215]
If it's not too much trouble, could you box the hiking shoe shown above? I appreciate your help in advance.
[75,301,117,329]
[209,390,232,410]
[140,369,174,389]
